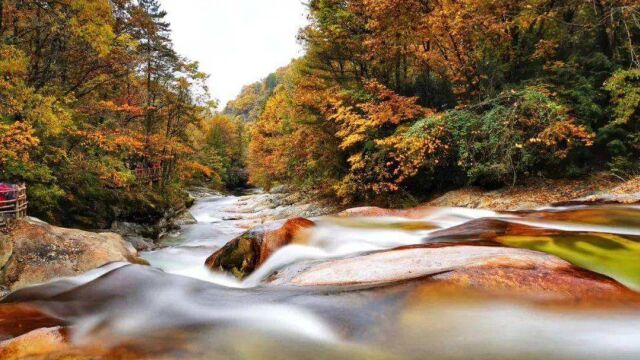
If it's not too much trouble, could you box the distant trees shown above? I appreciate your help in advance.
[224,69,286,122]
[247,61,343,192]
[241,0,640,204]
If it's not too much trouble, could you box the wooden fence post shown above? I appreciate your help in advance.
[0,183,28,230]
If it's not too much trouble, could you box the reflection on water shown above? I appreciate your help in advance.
[2,195,640,359]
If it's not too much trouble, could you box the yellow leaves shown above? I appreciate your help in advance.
[331,80,429,152]
[0,46,28,79]
[414,0,529,95]
[181,161,219,180]
[535,119,595,159]
[0,122,40,165]
[71,129,145,157]
[24,94,73,137]
[326,80,446,199]
[68,0,116,57]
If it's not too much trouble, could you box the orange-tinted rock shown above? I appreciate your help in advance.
[0,304,65,338]
[427,218,560,241]
[270,245,570,287]
[430,256,640,305]
[0,327,69,359]
[269,244,640,305]
[205,218,315,278]
[518,206,640,229]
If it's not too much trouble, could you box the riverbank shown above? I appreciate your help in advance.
[426,173,640,210]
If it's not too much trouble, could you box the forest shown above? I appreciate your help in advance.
[0,0,245,228]
[236,0,640,206]
[1,0,640,227]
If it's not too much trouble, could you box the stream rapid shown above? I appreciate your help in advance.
[3,192,640,359]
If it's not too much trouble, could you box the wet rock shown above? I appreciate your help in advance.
[173,209,198,226]
[1,219,147,291]
[223,215,243,221]
[109,221,157,251]
[188,186,222,199]
[268,245,640,304]
[269,245,565,286]
[110,207,189,250]
[0,303,65,338]
[205,218,315,279]
[0,327,69,358]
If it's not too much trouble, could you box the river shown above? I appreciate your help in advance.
[2,192,640,359]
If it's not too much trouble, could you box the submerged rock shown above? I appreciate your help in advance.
[0,218,147,291]
[205,218,315,279]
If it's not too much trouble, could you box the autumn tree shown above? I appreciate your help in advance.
[0,0,222,227]
[241,0,638,204]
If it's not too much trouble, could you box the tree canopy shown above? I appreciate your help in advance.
[0,0,244,227]
[241,0,640,205]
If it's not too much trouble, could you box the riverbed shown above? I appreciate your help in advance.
[2,192,640,359]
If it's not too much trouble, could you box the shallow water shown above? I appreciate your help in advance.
[2,194,640,359]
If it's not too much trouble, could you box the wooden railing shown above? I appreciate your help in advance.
[0,184,28,229]
[134,163,162,185]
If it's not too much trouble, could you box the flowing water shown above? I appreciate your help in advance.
[2,193,640,359]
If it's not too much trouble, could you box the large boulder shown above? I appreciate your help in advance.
[109,221,157,251]
[110,207,191,251]
[268,244,640,304]
[205,218,315,279]
[0,218,147,292]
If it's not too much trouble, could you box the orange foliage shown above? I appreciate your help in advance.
[330,80,429,150]
[0,122,40,165]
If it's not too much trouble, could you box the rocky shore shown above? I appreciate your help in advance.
[0,218,146,295]
[427,174,640,210]
[1,180,640,359]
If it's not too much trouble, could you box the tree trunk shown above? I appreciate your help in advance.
[145,38,153,157]
[594,0,615,58]
[0,0,4,38]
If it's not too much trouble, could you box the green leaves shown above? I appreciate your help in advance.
[605,69,640,126]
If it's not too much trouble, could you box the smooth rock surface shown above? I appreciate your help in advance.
[1,219,146,291]
[268,245,640,304]
[0,327,69,359]
[205,218,315,278]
